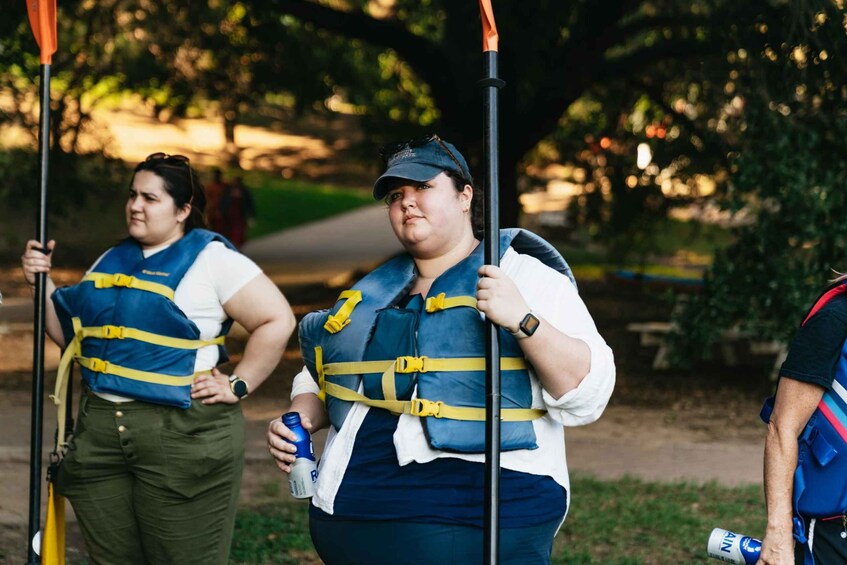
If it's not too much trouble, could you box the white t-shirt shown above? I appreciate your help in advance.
[291,246,617,516]
[92,239,262,402]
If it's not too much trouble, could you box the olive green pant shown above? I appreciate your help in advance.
[55,391,245,565]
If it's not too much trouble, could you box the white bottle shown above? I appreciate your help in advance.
[707,528,762,564]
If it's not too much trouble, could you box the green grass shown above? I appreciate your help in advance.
[551,218,733,282]
[241,172,374,239]
[641,217,733,259]
[554,475,765,564]
[230,475,766,564]
[230,502,315,565]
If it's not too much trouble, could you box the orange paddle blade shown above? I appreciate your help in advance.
[26,0,58,64]
[478,0,499,52]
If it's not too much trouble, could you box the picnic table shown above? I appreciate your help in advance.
[627,321,787,379]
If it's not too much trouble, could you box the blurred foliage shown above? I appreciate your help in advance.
[0,149,130,266]
[670,0,847,365]
[255,0,761,227]
[2,0,776,227]
[4,1,847,324]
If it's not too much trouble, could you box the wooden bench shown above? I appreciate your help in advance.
[626,321,787,379]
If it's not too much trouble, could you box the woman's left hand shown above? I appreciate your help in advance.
[476,265,530,333]
[191,367,239,405]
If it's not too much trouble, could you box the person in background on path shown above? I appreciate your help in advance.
[220,175,256,248]
[759,274,847,564]
[21,152,296,565]
[267,135,615,564]
[205,167,228,235]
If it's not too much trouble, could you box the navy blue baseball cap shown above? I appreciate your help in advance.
[373,135,472,200]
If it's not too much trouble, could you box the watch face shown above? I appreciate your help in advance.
[520,313,540,336]
[232,379,249,398]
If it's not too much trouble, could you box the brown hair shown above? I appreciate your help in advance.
[444,169,483,240]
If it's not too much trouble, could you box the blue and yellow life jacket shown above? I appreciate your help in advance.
[299,228,575,453]
[761,281,847,560]
[50,230,235,445]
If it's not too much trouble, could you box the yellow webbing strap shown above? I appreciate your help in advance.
[324,382,545,421]
[424,292,478,313]
[76,324,225,350]
[315,346,326,402]
[324,290,363,334]
[322,356,527,376]
[52,337,80,450]
[83,272,175,301]
[381,360,398,402]
[76,357,199,386]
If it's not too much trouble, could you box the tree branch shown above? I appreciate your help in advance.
[261,0,461,120]
[516,0,637,161]
[628,77,732,171]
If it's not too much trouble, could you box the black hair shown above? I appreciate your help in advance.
[132,158,207,232]
[444,169,483,240]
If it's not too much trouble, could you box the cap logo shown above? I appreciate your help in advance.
[387,147,415,167]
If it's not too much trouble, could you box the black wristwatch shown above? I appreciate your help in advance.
[229,375,249,400]
[511,312,541,339]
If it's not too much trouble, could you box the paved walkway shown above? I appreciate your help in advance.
[241,204,403,284]
[0,205,764,532]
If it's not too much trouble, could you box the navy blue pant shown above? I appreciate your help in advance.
[310,512,562,565]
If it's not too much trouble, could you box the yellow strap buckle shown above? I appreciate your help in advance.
[396,356,428,373]
[410,398,444,418]
[89,358,109,373]
[323,290,363,334]
[424,293,478,313]
[112,274,135,287]
[425,293,446,312]
[324,315,350,334]
[103,325,125,339]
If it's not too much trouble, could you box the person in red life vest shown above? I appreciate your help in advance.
[219,175,256,248]
[759,276,847,565]
[266,135,616,565]
[21,152,296,565]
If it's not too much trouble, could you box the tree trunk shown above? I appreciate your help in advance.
[222,104,239,167]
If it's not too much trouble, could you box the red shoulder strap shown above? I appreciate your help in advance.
[802,283,847,326]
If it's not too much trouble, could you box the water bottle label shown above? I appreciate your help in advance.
[288,459,318,499]
[707,528,762,565]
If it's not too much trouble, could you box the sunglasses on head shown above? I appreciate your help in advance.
[379,134,467,178]
[145,152,190,164]
[143,152,196,204]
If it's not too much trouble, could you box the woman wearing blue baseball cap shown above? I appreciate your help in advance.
[268,135,615,564]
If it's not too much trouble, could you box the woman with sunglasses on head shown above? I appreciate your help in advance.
[267,135,615,564]
[21,153,296,565]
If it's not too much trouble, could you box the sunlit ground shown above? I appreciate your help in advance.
[0,103,346,178]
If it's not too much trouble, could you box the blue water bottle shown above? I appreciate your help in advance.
[281,412,318,499]
[707,528,762,564]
